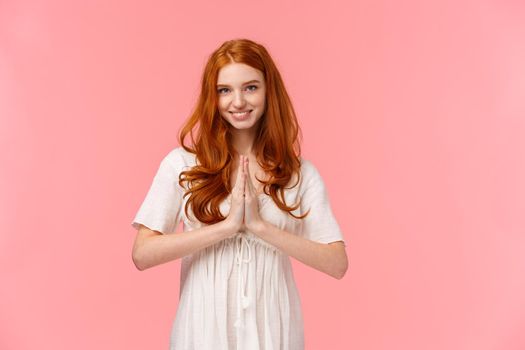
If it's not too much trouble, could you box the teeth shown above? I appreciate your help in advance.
[232,111,250,115]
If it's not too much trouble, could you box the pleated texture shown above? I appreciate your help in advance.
[169,231,304,350]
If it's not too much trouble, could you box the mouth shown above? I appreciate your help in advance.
[229,110,253,115]
[230,110,253,120]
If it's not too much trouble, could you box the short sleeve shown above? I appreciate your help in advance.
[130,148,185,234]
[299,160,346,246]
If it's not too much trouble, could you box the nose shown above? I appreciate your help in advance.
[232,90,246,108]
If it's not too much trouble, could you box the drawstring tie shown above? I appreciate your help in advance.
[233,233,252,329]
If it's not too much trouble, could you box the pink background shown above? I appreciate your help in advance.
[1,1,525,349]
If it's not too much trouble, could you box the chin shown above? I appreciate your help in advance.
[229,121,258,130]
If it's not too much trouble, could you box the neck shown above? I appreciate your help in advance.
[230,123,260,157]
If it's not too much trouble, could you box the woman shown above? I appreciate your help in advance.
[131,38,348,350]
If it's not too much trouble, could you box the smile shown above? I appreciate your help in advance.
[230,110,252,121]
[230,110,252,115]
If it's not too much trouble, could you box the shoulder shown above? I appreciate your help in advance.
[163,146,197,169]
[299,156,322,181]
[298,156,325,194]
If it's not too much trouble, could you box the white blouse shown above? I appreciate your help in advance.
[131,146,346,350]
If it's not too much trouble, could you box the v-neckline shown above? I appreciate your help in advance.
[226,192,270,203]
[227,192,268,199]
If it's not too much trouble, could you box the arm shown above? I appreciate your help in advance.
[132,221,235,271]
[133,151,251,271]
[253,221,348,279]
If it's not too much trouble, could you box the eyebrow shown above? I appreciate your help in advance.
[216,79,261,87]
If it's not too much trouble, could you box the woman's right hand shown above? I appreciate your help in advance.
[223,155,246,236]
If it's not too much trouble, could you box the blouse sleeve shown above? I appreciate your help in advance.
[130,148,185,234]
[299,160,346,246]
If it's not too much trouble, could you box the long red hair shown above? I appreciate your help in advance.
[177,38,309,225]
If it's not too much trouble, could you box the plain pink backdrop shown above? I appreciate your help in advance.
[1,1,525,349]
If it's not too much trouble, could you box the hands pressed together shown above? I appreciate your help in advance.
[225,155,266,235]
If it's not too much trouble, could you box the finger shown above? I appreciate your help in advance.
[245,158,256,194]
[242,156,248,196]
[241,156,247,196]
[246,158,257,197]
[243,159,248,197]
[243,157,250,194]
[234,156,245,194]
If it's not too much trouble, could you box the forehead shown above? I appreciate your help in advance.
[217,63,264,86]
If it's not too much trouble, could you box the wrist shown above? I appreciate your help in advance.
[220,219,240,237]
[251,220,268,236]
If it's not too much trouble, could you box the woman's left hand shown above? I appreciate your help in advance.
[243,157,266,235]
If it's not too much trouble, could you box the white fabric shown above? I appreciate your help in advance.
[131,146,346,350]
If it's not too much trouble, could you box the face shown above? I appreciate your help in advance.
[216,62,266,132]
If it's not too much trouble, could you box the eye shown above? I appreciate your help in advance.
[217,87,229,94]
[246,85,258,91]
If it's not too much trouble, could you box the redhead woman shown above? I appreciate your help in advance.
[131,38,348,350]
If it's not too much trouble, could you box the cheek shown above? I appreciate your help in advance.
[253,93,266,107]
[217,100,228,113]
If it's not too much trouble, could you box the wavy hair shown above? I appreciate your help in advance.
[177,38,309,225]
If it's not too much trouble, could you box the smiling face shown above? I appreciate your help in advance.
[216,62,266,132]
